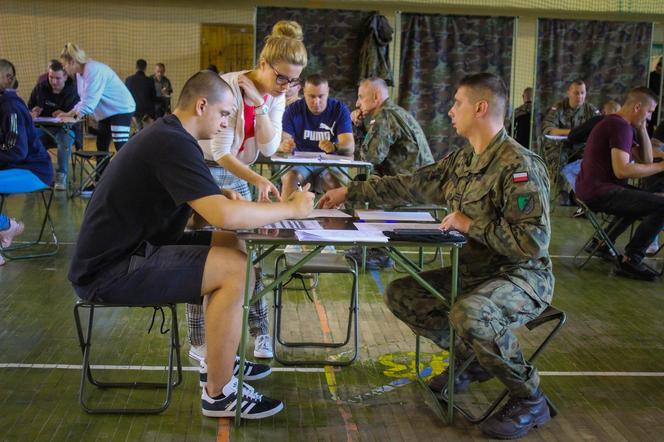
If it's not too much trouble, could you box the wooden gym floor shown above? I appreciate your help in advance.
[1,188,664,441]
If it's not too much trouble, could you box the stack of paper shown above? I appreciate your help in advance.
[354,222,442,232]
[295,229,388,243]
[355,210,436,222]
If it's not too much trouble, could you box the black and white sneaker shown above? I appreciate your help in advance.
[202,377,284,419]
[199,356,272,386]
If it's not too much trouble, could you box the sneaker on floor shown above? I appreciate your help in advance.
[365,248,394,270]
[646,237,660,256]
[188,344,206,363]
[199,357,272,386]
[254,334,274,359]
[54,173,67,191]
[480,389,551,439]
[583,239,615,262]
[0,254,5,266]
[572,207,586,218]
[284,244,303,254]
[0,218,25,249]
[79,185,95,198]
[321,245,336,254]
[201,377,283,419]
[614,257,657,281]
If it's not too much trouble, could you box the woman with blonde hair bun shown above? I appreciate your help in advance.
[59,43,135,191]
[190,21,307,370]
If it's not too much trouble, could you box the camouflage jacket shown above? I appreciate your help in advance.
[359,99,434,176]
[542,98,599,134]
[348,128,554,304]
[514,101,532,121]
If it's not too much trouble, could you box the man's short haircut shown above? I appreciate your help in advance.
[156,62,165,71]
[305,74,327,87]
[0,59,17,89]
[569,79,586,89]
[176,70,231,108]
[458,72,508,119]
[602,100,621,114]
[136,59,147,71]
[523,87,533,101]
[49,60,64,72]
[623,87,658,107]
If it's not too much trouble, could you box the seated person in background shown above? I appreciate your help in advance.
[575,87,664,281]
[562,100,622,208]
[68,71,315,419]
[511,86,532,148]
[0,59,54,265]
[150,62,172,118]
[542,79,600,205]
[352,77,434,177]
[348,77,436,268]
[320,73,553,440]
[125,59,156,131]
[279,74,354,198]
[28,60,79,190]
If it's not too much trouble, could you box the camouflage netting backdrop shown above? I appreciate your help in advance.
[399,13,515,159]
[256,7,376,111]
[534,19,652,149]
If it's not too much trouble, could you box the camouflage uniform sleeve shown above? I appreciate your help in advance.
[346,154,456,209]
[362,115,396,165]
[541,105,562,134]
[467,158,550,259]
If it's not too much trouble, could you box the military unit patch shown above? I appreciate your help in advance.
[517,194,535,214]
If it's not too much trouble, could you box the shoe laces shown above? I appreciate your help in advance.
[240,381,263,402]
[255,335,271,350]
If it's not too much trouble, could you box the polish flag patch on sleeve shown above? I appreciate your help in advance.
[512,172,529,183]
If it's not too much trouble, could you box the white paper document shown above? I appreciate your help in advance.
[263,220,322,229]
[355,210,436,222]
[295,229,388,243]
[305,209,352,218]
[354,222,442,232]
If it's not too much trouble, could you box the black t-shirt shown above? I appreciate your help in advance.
[69,114,221,286]
[27,78,79,117]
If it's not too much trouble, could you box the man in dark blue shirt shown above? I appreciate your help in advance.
[278,74,354,198]
[125,59,156,130]
[28,60,79,189]
[69,71,314,420]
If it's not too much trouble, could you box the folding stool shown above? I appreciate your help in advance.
[73,300,182,414]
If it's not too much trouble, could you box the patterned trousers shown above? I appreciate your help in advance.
[185,165,269,346]
[384,268,547,398]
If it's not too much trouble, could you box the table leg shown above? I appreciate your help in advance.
[235,241,256,426]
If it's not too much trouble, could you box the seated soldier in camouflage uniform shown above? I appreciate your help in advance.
[348,77,435,269]
[321,73,554,439]
[541,79,599,205]
[351,77,434,177]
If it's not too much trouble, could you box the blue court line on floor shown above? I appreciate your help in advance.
[370,270,385,294]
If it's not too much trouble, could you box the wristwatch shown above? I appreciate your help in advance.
[254,103,269,116]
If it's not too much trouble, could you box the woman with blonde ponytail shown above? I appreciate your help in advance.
[189,21,308,364]
[60,43,135,190]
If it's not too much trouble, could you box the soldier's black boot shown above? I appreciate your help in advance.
[480,388,551,439]
[428,359,493,393]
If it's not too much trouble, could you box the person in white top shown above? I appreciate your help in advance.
[59,43,135,186]
[190,20,308,361]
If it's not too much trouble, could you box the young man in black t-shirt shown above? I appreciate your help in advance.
[69,71,315,419]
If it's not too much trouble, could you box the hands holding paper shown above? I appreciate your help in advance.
[318,186,348,209]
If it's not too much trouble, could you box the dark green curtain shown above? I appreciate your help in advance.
[535,19,652,147]
[256,7,375,108]
[399,13,515,159]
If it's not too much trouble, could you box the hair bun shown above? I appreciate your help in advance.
[271,20,303,41]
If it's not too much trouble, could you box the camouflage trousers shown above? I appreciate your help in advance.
[542,138,569,197]
[385,268,547,398]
